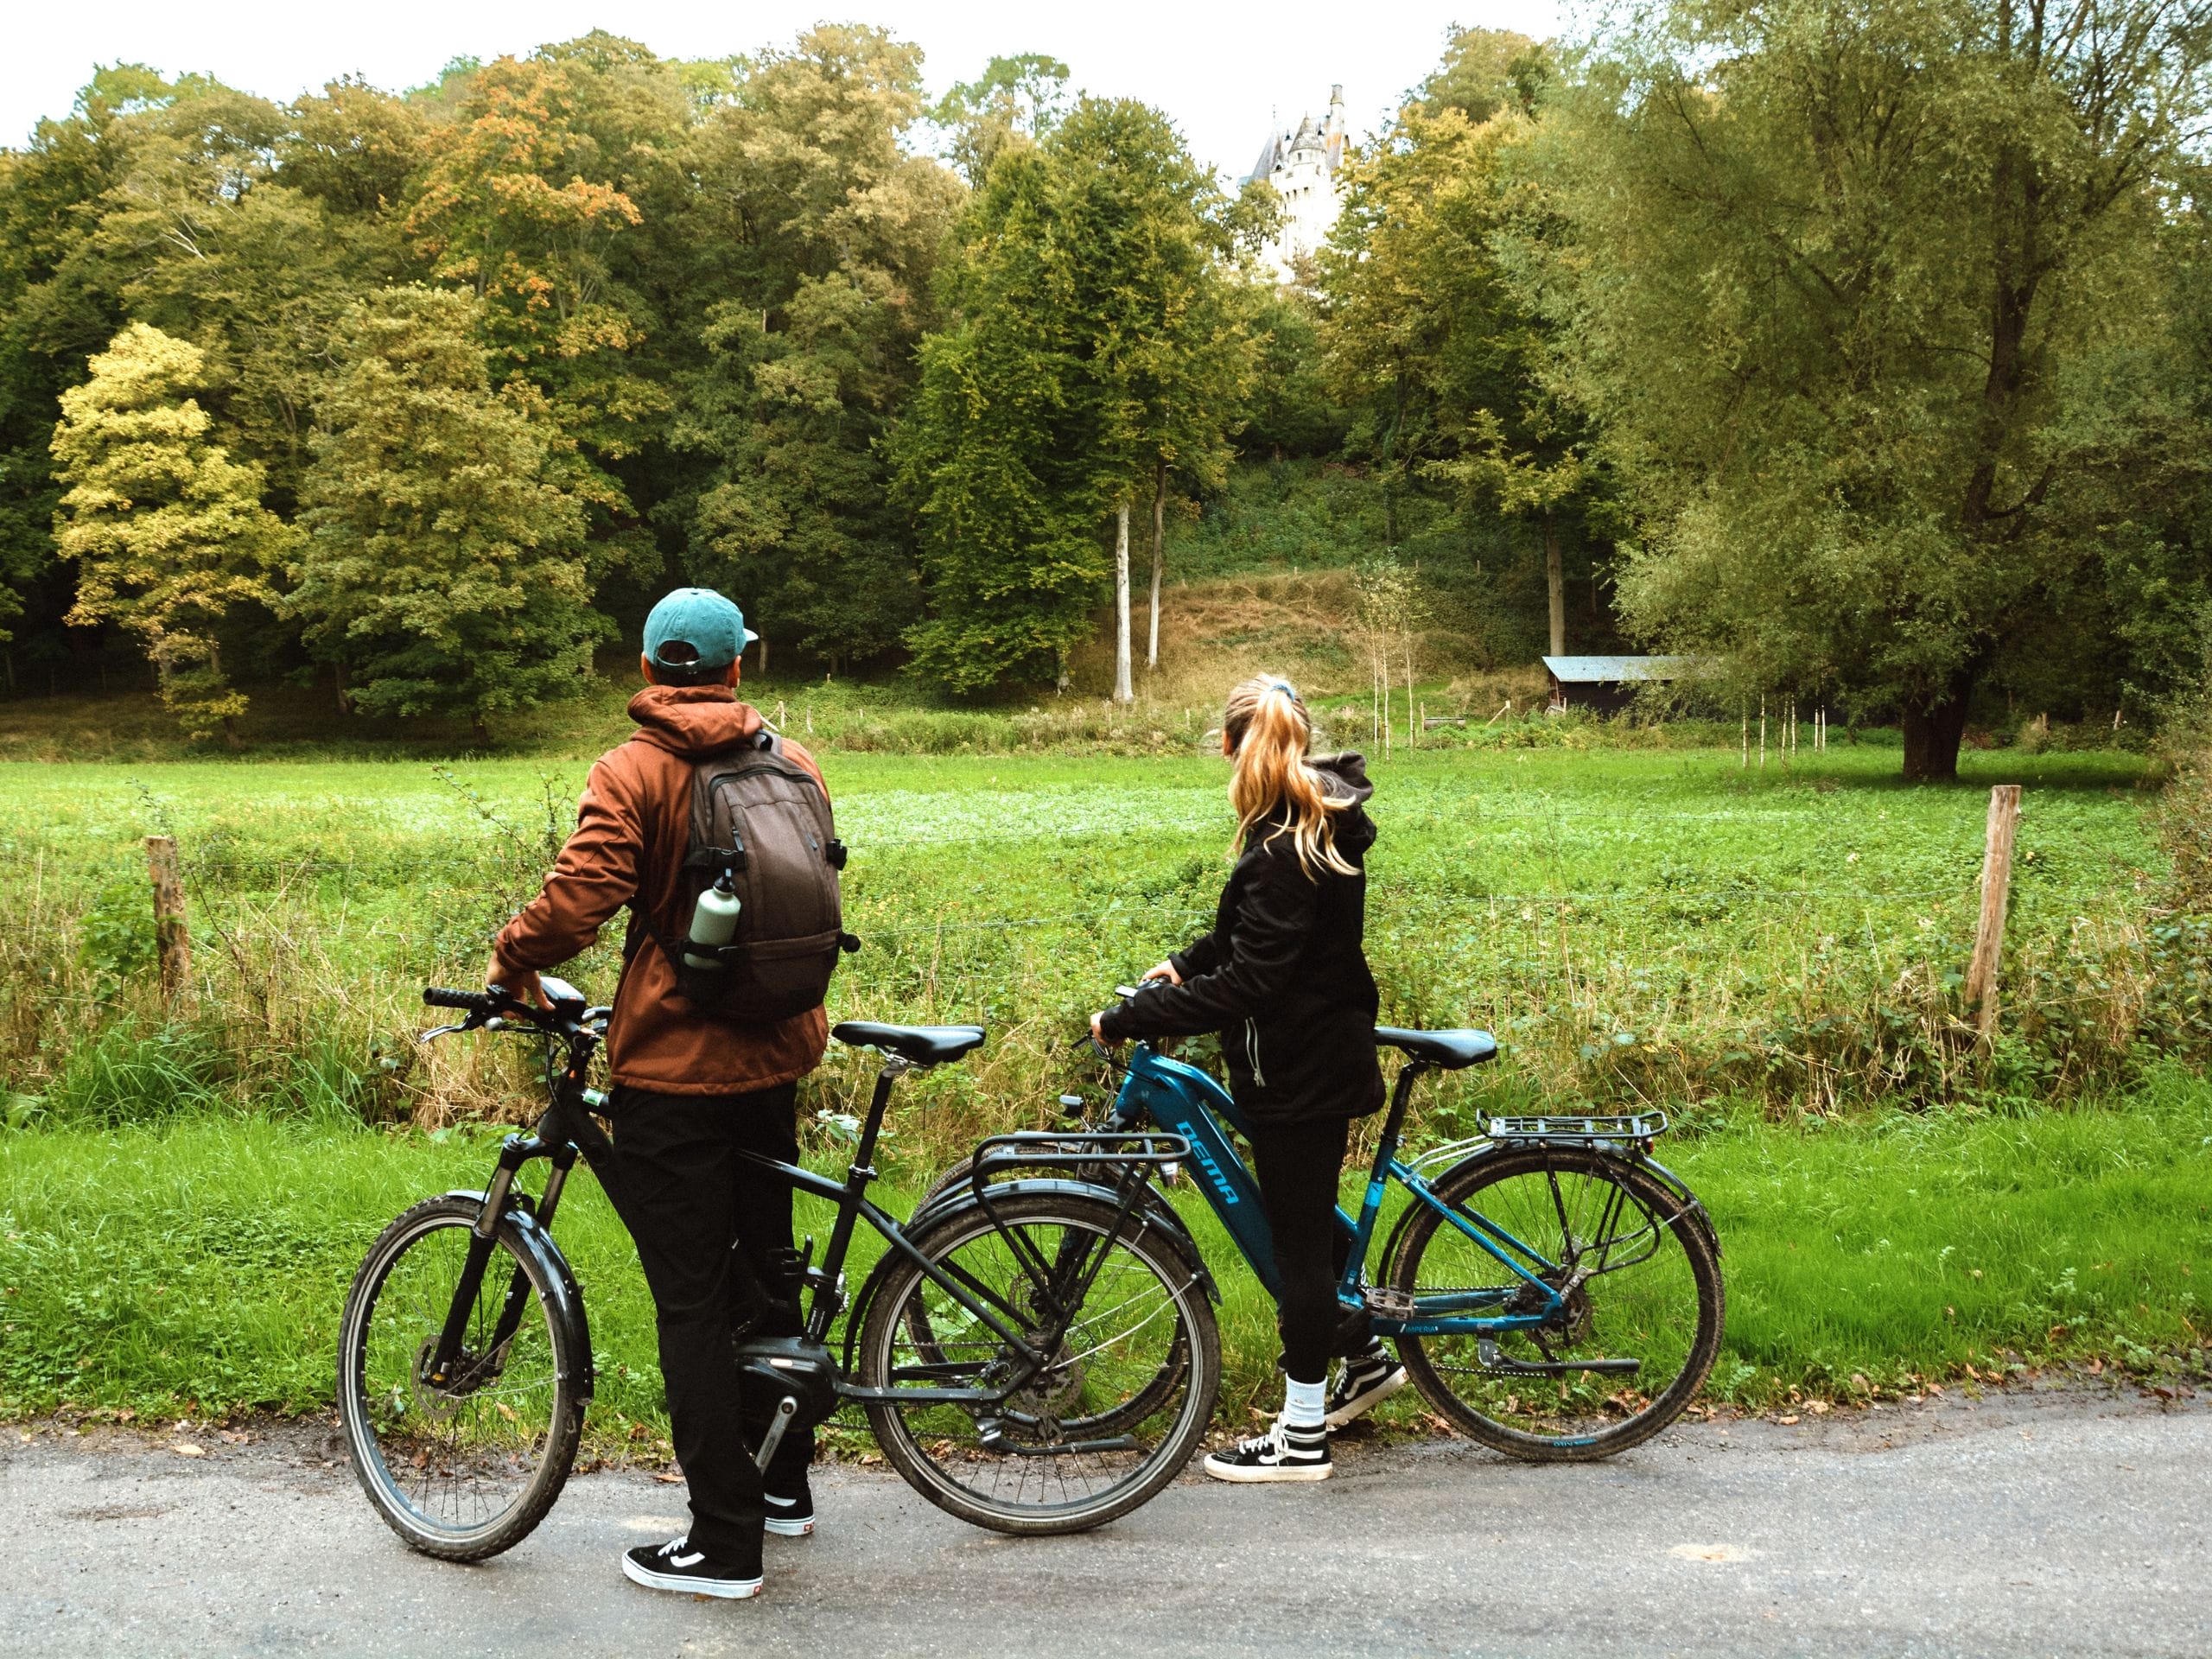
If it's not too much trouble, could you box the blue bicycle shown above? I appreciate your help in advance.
[931,1004,1724,1460]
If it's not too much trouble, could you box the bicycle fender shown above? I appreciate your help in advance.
[1628,1154,1722,1258]
[436,1189,596,1401]
[906,1174,1206,1283]
[958,1176,1219,1305]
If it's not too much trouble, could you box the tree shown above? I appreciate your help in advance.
[401,42,678,524]
[896,99,1252,696]
[1320,35,1610,659]
[664,25,961,669]
[895,145,1104,693]
[52,322,293,741]
[289,287,600,740]
[933,54,1070,184]
[0,67,181,668]
[1535,0,2212,779]
[671,272,919,669]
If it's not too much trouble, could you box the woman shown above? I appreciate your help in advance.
[1091,675,1406,1481]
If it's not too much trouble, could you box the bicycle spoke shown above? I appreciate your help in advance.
[1395,1151,1718,1452]
[864,1194,1217,1530]
[344,1206,576,1551]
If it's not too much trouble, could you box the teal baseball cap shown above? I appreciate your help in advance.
[643,588,758,678]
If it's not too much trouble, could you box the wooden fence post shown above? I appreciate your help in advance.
[1964,785,2022,1045]
[146,836,190,1004]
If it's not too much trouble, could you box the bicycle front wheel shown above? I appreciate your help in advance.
[857,1189,1219,1535]
[1387,1146,1723,1460]
[336,1196,587,1560]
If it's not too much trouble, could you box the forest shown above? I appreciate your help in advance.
[3,2,2211,779]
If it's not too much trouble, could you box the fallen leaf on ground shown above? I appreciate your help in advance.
[1776,1414,1801,1426]
[652,1472,683,1484]
[171,1443,205,1458]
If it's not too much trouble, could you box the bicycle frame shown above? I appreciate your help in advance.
[1110,1046,1570,1338]
[435,1030,1167,1416]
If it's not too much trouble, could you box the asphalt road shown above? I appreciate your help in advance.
[3,1385,2205,1658]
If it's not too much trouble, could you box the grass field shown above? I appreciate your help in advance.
[4,1067,2205,1433]
[2,732,2204,1437]
[0,738,2171,1133]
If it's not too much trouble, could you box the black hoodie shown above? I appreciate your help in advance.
[1098,753,1386,1125]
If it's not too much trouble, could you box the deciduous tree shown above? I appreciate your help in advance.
[1535,0,2212,778]
[289,287,599,739]
[51,322,293,741]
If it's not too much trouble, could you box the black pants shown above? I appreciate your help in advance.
[604,1082,812,1568]
[1249,1116,1368,1385]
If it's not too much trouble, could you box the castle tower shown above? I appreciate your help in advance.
[1243,85,1349,283]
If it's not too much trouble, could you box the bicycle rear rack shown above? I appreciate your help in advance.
[966,1131,1192,1191]
[1485,1111,1669,1147]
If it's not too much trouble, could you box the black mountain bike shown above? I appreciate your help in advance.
[335,979,1220,1560]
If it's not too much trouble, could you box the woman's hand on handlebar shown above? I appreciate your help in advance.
[1092,963,1176,1047]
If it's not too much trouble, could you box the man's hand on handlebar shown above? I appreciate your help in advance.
[1142,960,1181,987]
[482,958,547,1010]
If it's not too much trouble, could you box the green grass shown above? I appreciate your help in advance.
[0,740,2168,1133]
[4,1072,2205,1430]
[0,733,2200,1439]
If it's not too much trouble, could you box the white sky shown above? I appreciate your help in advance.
[3,0,1567,181]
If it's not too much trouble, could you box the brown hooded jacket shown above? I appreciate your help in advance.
[491,685,830,1095]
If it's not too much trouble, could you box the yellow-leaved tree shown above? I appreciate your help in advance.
[52,322,296,743]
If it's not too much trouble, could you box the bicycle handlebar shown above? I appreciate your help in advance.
[423,987,498,1014]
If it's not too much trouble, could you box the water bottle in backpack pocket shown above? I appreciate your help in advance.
[648,731,857,1025]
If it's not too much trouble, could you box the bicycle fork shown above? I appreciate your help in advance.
[423,1131,582,1391]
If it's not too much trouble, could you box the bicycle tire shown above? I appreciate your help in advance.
[337,1195,587,1560]
[1386,1146,1723,1461]
[857,1189,1218,1535]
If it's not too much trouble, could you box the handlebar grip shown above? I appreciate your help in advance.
[423,987,495,1012]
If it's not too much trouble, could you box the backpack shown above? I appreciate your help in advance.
[642,731,856,1026]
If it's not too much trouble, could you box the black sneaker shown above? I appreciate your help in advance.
[621,1535,763,1599]
[1325,1345,1408,1428]
[1202,1418,1332,1483]
[764,1472,814,1538]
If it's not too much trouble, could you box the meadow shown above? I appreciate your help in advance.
[2,728,2206,1437]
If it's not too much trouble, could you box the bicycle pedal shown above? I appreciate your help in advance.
[1363,1286,1415,1319]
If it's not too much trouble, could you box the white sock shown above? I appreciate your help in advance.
[1282,1376,1326,1428]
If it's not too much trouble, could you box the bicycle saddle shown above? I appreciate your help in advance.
[1372,1027,1498,1069]
[832,1021,988,1065]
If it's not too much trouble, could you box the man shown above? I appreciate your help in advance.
[488,588,827,1601]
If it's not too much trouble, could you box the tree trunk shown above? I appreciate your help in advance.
[1112,500,1134,704]
[1544,509,1566,659]
[1901,671,1974,782]
[334,661,354,717]
[471,713,491,747]
[220,715,243,753]
[1146,465,1166,671]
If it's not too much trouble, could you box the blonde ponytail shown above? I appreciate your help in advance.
[1224,675,1357,879]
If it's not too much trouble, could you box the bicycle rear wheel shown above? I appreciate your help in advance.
[1386,1146,1722,1460]
[337,1196,587,1560]
[857,1188,1218,1535]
